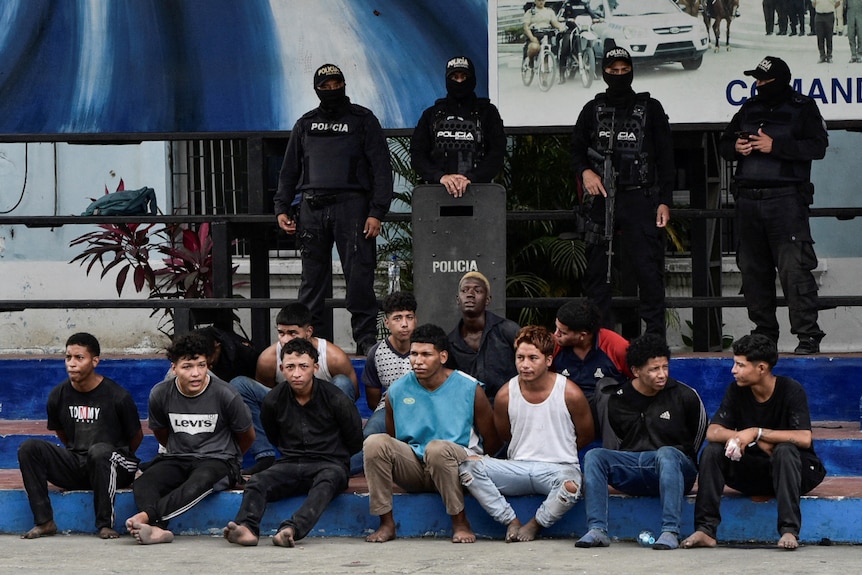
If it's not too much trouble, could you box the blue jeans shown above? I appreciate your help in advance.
[582,446,697,535]
[231,375,356,461]
[348,404,388,476]
[460,456,582,528]
[363,408,387,437]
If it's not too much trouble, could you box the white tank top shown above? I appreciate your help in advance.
[507,373,580,466]
[276,338,332,383]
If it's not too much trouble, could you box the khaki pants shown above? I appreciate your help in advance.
[363,435,469,516]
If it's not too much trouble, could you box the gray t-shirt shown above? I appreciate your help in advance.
[147,374,252,463]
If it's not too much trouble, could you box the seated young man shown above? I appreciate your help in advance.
[125,332,254,544]
[447,271,520,403]
[224,338,363,547]
[460,326,594,542]
[551,298,630,403]
[682,334,827,551]
[18,332,142,540]
[576,334,707,551]
[230,302,358,474]
[363,324,501,544]
[362,291,417,437]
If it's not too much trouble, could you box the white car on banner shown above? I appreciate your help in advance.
[588,0,709,70]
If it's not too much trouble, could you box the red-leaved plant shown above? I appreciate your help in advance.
[69,201,239,334]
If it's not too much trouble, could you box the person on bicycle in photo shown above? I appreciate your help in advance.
[523,0,566,70]
[557,0,597,84]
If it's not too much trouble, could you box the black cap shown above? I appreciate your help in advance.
[314,63,344,88]
[446,56,474,78]
[602,46,632,69]
[744,56,791,83]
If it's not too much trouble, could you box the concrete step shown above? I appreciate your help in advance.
[0,469,859,542]
[3,355,860,542]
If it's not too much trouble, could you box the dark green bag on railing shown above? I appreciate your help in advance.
[81,187,158,216]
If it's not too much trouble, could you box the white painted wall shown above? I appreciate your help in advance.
[0,142,172,353]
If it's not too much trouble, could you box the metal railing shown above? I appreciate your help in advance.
[3,206,862,351]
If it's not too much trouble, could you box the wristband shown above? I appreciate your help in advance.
[748,428,762,447]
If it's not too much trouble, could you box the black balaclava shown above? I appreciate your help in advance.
[744,56,793,105]
[445,56,477,101]
[601,47,635,106]
[756,80,792,104]
[313,63,349,114]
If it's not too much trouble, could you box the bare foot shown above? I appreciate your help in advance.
[131,523,174,545]
[223,521,259,546]
[272,526,295,548]
[21,520,57,539]
[517,518,542,542]
[450,511,476,544]
[778,532,799,550]
[98,527,120,539]
[366,513,397,543]
[124,512,149,533]
[681,531,717,549]
[505,519,523,543]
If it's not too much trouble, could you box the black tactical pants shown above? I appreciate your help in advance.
[297,192,378,345]
[735,186,824,343]
[583,188,666,338]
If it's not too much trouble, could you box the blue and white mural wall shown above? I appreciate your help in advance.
[0,0,490,134]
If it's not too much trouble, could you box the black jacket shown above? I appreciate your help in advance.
[599,376,707,463]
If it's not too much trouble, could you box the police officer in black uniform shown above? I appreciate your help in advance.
[571,46,674,338]
[410,56,505,197]
[720,56,828,354]
[274,64,393,355]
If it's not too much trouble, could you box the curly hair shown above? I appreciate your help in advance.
[166,332,212,363]
[382,291,417,315]
[556,299,601,336]
[279,337,319,363]
[625,334,671,370]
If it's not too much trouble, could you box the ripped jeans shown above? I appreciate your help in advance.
[459,456,582,528]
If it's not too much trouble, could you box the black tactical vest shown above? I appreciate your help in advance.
[593,93,653,187]
[734,94,812,184]
[299,108,368,191]
[431,100,486,174]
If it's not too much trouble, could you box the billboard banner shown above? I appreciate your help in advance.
[495,0,862,127]
[3,0,859,135]
[0,0,489,134]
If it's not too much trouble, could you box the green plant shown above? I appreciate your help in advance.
[377,136,418,293]
[499,134,588,325]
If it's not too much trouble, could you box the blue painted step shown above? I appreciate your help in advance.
[0,485,859,543]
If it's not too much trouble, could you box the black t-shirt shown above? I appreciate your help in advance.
[46,377,142,456]
[711,376,817,456]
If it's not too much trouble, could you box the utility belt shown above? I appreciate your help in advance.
[303,190,367,210]
[733,182,812,202]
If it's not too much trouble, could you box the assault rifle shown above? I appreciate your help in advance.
[587,144,616,284]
